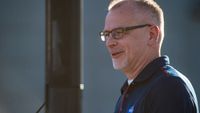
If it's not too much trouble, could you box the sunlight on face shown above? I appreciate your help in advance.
[105,3,150,72]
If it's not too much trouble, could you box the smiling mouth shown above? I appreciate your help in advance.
[111,51,124,58]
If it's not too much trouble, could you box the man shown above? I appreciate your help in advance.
[100,0,199,113]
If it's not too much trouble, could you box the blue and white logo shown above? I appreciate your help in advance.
[127,105,134,113]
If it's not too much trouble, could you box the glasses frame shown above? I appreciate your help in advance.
[100,24,152,42]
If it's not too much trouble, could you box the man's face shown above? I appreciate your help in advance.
[104,7,150,72]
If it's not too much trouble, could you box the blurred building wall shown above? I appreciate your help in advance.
[83,0,200,113]
[0,0,45,113]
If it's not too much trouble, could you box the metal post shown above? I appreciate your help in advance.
[45,0,82,113]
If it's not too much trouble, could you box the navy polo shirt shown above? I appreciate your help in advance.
[114,56,199,113]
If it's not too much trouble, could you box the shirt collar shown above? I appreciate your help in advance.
[121,55,170,94]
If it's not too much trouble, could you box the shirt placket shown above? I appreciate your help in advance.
[118,85,130,113]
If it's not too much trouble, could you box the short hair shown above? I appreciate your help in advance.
[108,0,165,40]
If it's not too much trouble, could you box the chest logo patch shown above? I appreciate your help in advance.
[127,105,134,113]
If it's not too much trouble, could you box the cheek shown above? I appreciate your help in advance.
[125,43,136,57]
[122,34,146,56]
[126,41,144,58]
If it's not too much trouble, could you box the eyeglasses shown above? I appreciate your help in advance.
[100,24,151,42]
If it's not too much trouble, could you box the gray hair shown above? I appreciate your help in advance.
[108,0,165,40]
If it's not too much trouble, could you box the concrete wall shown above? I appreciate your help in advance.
[0,0,45,113]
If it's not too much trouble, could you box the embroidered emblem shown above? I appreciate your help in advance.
[128,105,134,113]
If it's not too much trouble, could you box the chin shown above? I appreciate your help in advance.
[113,64,121,70]
[112,59,127,70]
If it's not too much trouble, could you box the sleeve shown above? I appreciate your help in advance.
[144,76,197,113]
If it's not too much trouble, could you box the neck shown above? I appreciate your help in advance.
[123,53,160,80]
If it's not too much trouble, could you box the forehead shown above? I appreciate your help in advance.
[104,2,141,30]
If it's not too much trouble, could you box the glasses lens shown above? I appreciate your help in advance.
[100,28,124,42]
[111,28,124,39]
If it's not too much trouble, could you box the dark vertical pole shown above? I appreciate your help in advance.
[45,0,82,113]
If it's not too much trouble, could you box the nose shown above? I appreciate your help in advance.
[106,36,118,48]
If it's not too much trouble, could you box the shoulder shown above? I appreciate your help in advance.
[144,65,198,113]
[151,65,194,97]
[157,65,195,92]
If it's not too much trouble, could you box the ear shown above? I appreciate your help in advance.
[147,25,160,47]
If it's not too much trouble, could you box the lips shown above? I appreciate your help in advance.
[111,51,124,58]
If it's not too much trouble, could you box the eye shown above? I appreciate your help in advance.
[111,28,124,39]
